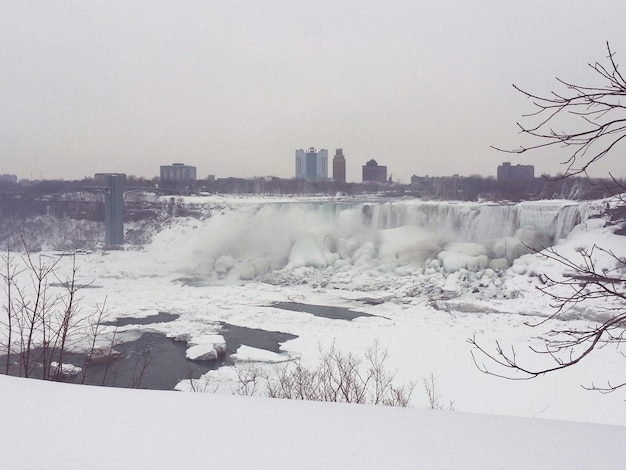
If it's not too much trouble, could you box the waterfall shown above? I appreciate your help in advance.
[518,200,584,242]
[554,205,584,241]
[146,197,588,279]
[367,200,579,243]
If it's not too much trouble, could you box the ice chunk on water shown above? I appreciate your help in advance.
[186,334,227,361]
[231,345,290,363]
[50,362,82,377]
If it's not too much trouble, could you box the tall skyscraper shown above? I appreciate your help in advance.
[295,147,328,179]
[332,148,346,183]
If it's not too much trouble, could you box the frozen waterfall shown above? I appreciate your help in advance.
[146,197,588,281]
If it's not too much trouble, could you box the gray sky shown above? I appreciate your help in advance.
[2,1,626,182]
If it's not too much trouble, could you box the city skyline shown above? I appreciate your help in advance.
[2,1,626,182]
[0,153,537,185]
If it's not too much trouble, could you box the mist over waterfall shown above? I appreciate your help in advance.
[146,197,588,282]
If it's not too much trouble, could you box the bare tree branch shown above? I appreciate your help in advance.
[493,42,626,178]
[474,43,626,393]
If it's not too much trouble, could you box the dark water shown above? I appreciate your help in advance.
[268,302,374,320]
[78,332,217,389]
[0,332,217,390]
[101,311,179,327]
[0,313,298,390]
[218,322,298,357]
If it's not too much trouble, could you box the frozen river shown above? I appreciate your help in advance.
[2,195,625,425]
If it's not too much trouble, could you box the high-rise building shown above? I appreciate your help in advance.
[332,148,346,183]
[160,163,197,182]
[362,159,387,183]
[295,148,328,179]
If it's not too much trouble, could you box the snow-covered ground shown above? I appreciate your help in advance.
[1,195,625,468]
[2,373,625,470]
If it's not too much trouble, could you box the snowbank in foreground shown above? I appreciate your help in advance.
[1,375,624,470]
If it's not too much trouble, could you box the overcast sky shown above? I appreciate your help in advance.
[2,1,626,182]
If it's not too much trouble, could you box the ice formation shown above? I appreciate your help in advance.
[146,198,587,282]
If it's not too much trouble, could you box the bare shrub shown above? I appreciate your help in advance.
[264,342,415,407]
[188,376,214,393]
[185,369,219,393]
[232,363,263,396]
[423,372,455,411]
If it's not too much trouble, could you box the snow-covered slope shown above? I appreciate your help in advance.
[1,374,625,470]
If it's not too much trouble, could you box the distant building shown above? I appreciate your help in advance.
[160,163,197,182]
[0,174,17,183]
[295,148,328,179]
[410,175,433,189]
[332,148,346,183]
[362,159,387,183]
[497,162,534,182]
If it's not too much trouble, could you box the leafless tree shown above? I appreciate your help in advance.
[1,247,21,375]
[471,42,626,391]
[130,350,153,389]
[493,41,626,184]
[1,243,120,385]
[49,255,80,380]
[14,249,62,378]
[469,244,626,391]
[80,299,118,385]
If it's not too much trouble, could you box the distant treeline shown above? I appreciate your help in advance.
[144,174,621,200]
[0,174,622,205]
